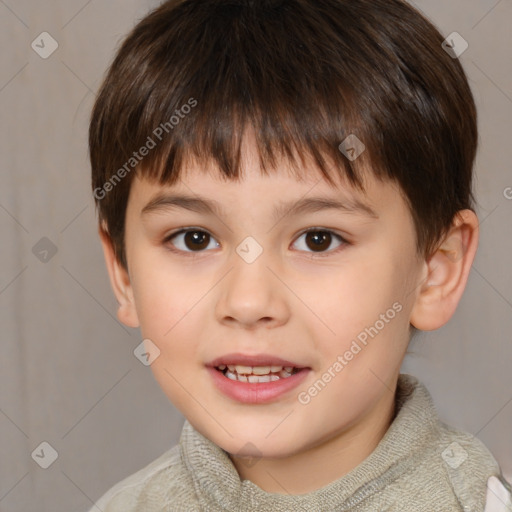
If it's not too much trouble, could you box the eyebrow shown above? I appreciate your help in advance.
[141,193,379,221]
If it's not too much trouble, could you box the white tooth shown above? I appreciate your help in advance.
[234,365,252,375]
[237,374,248,382]
[247,375,260,383]
[279,370,292,378]
[284,366,293,373]
[226,370,237,380]
[252,366,271,375]
[227,365,235,372]
[270,365,283,372]
[258,375,271,383]
[270,375,280,381]
[218,364,226,370]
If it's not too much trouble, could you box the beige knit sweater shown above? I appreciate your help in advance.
[89,374,507,511]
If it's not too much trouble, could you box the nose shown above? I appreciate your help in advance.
[215,248,290,330]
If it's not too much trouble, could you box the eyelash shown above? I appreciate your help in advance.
[162,227,350,258]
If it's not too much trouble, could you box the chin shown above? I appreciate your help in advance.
[214,426,304,459]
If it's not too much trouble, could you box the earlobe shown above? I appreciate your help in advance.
[98,226,140,328]
[410,210,479,331]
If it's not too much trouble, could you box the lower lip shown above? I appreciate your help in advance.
[207,367,310,404]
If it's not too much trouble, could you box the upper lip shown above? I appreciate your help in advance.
[207,353,307,368]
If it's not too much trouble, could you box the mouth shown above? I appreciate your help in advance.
[206,353,310,403]
[215,364,301,383]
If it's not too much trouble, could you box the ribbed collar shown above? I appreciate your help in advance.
[179,373,440,511]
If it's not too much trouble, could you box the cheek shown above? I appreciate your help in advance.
[131,265,205,412]
[129,262,206,401]
[313,252,411,377]
[130,252,197,334]
[319,257,397,333]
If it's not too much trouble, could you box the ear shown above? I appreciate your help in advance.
[410,209,479,331]
[98,226,140,328]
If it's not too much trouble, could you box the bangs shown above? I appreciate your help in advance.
[91,0,385,193]
[136,93,367,191]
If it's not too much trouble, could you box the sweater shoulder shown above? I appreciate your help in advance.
[88,443,196,512]
[424,420,501,511]
[373,420,503,511]
[436,419,500,472]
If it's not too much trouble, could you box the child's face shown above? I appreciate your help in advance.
[119,136,425,465]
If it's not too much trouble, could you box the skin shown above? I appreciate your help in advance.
[100,133,479,494]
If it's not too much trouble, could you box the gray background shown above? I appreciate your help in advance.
[0,1,511,511]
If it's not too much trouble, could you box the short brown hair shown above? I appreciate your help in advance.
[89,0,477,270]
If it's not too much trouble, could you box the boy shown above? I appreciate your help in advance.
[88,0,511,510]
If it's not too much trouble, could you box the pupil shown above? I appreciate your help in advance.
[307,231,330,252]
[185,231,209,250]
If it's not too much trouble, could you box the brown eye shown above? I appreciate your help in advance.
[305,231,332,252]
[293,229,345,254]
[184,231,210,250]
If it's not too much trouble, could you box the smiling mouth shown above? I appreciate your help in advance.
[215,364,301,383]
